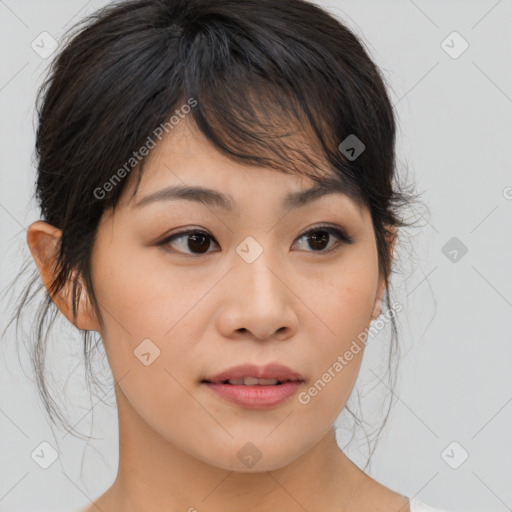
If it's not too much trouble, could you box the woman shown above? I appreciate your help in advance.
[16,0,451,510]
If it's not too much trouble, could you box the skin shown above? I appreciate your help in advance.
[26,117,409,512]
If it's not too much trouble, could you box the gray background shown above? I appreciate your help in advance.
[1,1,511,511]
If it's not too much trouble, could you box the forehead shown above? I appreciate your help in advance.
[121,116,366,219]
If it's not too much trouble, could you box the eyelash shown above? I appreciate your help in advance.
[156,224,354,257]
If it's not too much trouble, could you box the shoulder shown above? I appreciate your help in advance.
[409,497,452,512]
[69,505,94,512]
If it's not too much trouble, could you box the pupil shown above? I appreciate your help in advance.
[188,233,210,254]
[309,231,329,250]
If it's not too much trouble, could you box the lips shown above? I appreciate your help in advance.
[201,363,305,385]
[201,363,305,409]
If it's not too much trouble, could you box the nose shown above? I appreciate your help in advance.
[215,251,299,341]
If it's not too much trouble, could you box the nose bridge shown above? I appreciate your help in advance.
[217,235,297,339]
[235,237,284,308]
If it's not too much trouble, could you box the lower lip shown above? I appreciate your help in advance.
[202,381,303,409]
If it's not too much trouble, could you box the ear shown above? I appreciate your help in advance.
[26,221,101,331]
[371,226,397,322]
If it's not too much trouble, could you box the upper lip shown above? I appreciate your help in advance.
[202,363,304,383]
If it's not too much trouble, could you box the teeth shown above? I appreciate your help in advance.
[227,377,281,386]
[227,378,245,385]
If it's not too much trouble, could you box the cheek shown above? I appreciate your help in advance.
[294,251,379,405]
[89,245,203,424]
[300,248,379,344]
[89,239,222,411]
[90,238,197,340]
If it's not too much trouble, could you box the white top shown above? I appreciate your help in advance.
[409,497,450,511]
[72,497,449,512]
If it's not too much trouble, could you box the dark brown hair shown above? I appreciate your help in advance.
[4,0,424,469]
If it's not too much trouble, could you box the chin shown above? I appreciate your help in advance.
[192,438,309,473]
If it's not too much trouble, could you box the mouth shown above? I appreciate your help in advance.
[201,377,302,386]
[202,362,305,385]
[200,363,305,409]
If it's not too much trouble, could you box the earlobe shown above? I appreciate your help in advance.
[371,226,397,322]
[371,280,385,321]
[26,221,101,332]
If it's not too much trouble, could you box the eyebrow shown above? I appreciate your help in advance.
[133,177,359,213]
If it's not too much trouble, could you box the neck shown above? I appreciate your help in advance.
[95,389,370,512]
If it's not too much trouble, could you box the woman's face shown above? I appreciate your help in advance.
[82,118,387,471]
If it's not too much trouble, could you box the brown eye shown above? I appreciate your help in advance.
[306,230,330,251]
[294,225,353,254]
[159,230,219,255]
[158,224,353,257]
